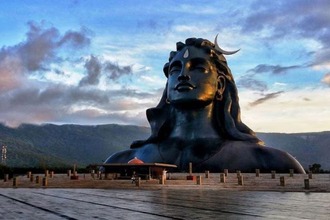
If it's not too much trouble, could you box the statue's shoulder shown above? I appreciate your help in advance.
[204,141,305,173]
[254,144,305,173]
[218,140,262,153]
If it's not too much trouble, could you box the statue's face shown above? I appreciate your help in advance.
[167,46,219,107]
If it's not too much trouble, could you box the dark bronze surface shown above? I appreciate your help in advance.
[105,37,305,173]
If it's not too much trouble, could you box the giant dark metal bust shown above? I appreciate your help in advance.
[105,37,305,173]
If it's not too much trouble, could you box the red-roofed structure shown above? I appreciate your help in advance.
[128,157,144,164]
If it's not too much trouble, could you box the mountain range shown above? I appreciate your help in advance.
[0,123,329,170]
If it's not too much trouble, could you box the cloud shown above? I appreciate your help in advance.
[247,64,302,75]
[53,68,65,75]
[249,91,284,107]
[136,19,174,35]
[0,83,157,127]
[104,62,132,80]
[0,54,24,92]
[237,75,268,91]
[60,109,149,127]
[0,21,91,92]
[79,55,133,86]
[240,1,330,71]
[137,19,159,30]
[19,21,90,72]
[79,55,102,86]
[321,73,330,86]
[312,48,330,69]
[177,4,217,15]
[241,1,330,44]
[0,21,156,127]
[240,88,330,132]
[1,86,105,111]
[58,28,91,48]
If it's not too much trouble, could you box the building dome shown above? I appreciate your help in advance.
[128,157,144,164]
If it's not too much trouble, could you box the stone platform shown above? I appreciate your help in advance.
[0,173,329,219]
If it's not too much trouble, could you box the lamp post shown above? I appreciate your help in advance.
[1,145,7,165]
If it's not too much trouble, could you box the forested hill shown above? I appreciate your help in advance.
[0,123,329,170]
[0,124,150,168]
[257,132,330,170]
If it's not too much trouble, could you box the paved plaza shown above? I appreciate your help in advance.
[0,173,329,219]
[0,188,329,219]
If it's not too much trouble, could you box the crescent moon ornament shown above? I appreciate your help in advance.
[214,34,240,55]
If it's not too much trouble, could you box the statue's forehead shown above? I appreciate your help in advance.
[171,46,210,64]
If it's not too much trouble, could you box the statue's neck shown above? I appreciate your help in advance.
[169,103,219,140]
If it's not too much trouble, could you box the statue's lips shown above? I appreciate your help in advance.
[175,82,196,92]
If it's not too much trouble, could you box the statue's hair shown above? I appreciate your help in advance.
[131,38,263,148]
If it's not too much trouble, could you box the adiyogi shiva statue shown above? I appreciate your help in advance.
[104,36,305,173]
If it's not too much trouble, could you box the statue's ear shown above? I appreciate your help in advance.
[217,75,226,94]
[163,62,169,77]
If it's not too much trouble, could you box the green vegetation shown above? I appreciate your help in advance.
[0,123,329,170]
[0,123,149,168]
[0,164,93,178]
[309,163,323,173]
[0,164,12,178]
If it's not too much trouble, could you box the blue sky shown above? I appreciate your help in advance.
[0,0,329,133]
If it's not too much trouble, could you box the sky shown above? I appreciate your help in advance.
[0,0,329,133]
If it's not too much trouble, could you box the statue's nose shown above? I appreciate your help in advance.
[178,69,190,81]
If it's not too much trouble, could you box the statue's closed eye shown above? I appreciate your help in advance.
[190,64,207,72]
[169,61,182,75]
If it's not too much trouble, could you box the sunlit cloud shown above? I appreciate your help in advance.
[240,88,330,132]
[321,73,330,86]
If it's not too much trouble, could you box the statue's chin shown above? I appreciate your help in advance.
[171,99,213,109]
